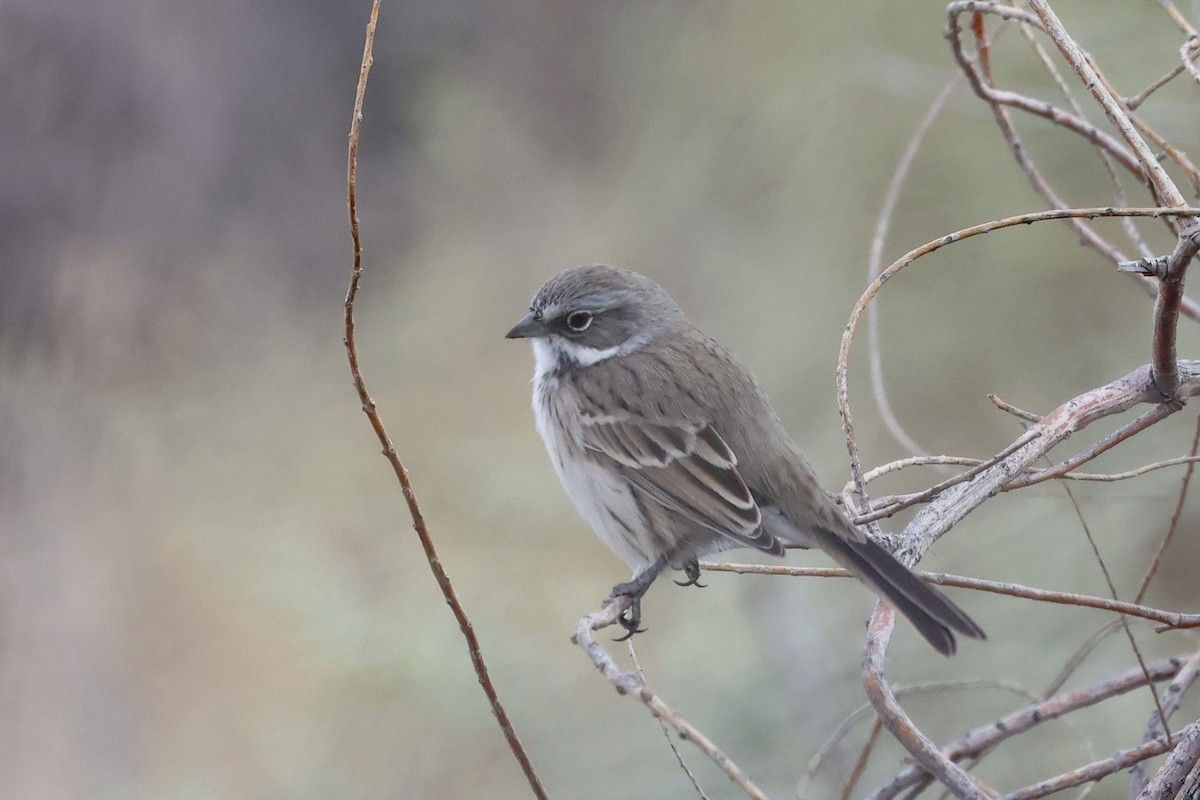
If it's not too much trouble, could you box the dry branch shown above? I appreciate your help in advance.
[343,4,547,797]
[572,597,768,800]
[700,562,1200,630]
[870,656,1189,798]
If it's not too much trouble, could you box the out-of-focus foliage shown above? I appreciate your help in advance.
[2,1,1198,798]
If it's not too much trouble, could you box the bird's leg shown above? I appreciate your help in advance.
[608,555,668,641]
[673,559,706,588]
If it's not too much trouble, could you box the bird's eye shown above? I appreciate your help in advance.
[565,311,593,332]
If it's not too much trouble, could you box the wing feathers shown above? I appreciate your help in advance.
[580,415,781,556]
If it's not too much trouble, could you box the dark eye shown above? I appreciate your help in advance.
[565,310,593,332]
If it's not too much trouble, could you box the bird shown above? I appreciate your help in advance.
[506,264,984,655]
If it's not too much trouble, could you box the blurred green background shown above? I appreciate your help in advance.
[4,1,1199,798]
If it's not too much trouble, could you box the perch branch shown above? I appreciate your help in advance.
[572,598,768,800]
[699,562,1200,629]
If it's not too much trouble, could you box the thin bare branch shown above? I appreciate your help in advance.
[1044,619,1127,697]
[572,599,768,800]
[989,393,1042,422]
[700,562,1200,629]
[628,643,711,800]
[853,430,1039,524]
[343,6,547,797]
[1053,463,1172,749]
[866,77,961,460]
[840,718,883,800]
[1136,412,1200,603]
[1007,404,1180,489]
[1017,20,1153,261]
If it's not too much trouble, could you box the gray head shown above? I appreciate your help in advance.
[506,265,688,365]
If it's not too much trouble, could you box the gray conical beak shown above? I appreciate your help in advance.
[505,312,551,339]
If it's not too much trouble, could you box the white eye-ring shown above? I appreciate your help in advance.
[565,310,594,332]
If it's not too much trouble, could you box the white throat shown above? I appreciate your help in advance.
[531,336,637,377]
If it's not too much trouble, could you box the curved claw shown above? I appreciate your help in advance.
[606,555,668,641]
[613,596,646,641]
[673,560,706,588]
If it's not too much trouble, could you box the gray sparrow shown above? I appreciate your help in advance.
[507,264,983,654]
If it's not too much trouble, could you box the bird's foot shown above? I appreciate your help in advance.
[608,556,668,641]
[673,559,706,588]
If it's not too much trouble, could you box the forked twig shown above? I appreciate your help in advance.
[1135,719,1200,800]
[1130,650,1200,797]
[861,605,989,800]
[343,5,547,798]
[1026,0,1200,401]
[1000,721,1199,800]
[870,655,1188,799]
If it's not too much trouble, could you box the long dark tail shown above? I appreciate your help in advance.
[815,526,985,656]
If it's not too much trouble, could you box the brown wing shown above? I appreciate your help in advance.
[580,415,783,556]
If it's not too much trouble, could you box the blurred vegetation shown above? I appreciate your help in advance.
[2,1,1198,798]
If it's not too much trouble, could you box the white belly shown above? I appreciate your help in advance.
[531,341,655,570]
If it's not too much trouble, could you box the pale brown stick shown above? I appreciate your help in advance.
[573,599,768,800]
[865,76,960,460]
[700,562,1200,629]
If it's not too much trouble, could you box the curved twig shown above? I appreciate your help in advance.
[861,605,988,799]
[343,6,547,798]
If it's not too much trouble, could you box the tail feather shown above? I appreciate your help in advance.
[815,527,986,656]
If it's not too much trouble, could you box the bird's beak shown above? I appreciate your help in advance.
[505,312,551,339]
